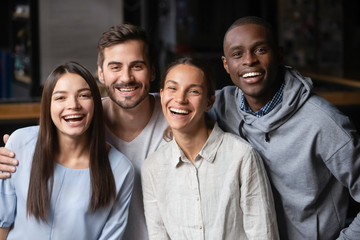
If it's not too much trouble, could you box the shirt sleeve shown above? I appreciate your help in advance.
[98,155,135,240]
[325,130,360,240]
[0,135,18,228]
[141,159,170,240]
[240,148,280,240]
[0,180,16,228]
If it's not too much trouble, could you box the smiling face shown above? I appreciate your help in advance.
[222,23,281,108]
[50,73,94,139]
[160,64,213,134]
[97,40,154,110]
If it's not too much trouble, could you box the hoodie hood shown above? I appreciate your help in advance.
[239,66,313,133]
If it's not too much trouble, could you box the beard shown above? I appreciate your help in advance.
[105,83,149,110]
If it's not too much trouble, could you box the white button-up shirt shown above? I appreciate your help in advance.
[142,123,279,240]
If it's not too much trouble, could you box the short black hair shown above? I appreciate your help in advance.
[224,16,278,49]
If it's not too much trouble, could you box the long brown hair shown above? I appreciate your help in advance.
[26,61,116,222]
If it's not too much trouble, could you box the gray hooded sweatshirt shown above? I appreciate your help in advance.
[210,66,360,239]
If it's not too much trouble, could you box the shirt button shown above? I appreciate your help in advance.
[199,226,203,230]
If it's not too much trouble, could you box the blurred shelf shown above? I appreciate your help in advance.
[316,91,360,106]
[303,72,360,89]
[14,73,31,84]
[302,71,360,106]
[0,102,40,120]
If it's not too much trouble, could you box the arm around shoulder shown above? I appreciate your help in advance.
[0,126,39,178]
[0,133,17,178]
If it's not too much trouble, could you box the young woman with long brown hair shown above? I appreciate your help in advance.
[0,62,134,239]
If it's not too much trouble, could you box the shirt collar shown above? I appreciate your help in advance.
[240,81,285,118]
[170,123,224,168]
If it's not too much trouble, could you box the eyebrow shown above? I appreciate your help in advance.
[165,79,203,88]
[52,88,91,95]
[228,40,270,51]
[107,60,147,66]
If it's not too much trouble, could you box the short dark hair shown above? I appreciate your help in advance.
[224,16,278,49]
[97,23,154,69]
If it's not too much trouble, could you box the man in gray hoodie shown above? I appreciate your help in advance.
[210,16,360,239]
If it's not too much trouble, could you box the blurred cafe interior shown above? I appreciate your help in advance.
[1,0,360,130]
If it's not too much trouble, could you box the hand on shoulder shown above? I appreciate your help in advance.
[0,134,18,179]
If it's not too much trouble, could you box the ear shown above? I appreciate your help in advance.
[221,56,230,74]
[160,88,164,98]
[98,65,105,84]
[206,95,215,111]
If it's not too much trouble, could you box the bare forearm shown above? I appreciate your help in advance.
[0,227,10,240]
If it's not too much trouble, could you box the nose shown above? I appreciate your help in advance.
[242,51,258,66]
[119,67,133,82]
[68,96,81,109]
[175,89,187,104]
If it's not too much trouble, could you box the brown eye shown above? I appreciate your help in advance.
[255,47,267,55]
[232,51,243,58]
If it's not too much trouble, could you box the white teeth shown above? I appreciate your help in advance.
[119,87,135,92]
[64,115,83,120]
[242,72,261,78]
[170,108,189,114]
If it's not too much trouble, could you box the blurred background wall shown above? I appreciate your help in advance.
[1,0,359,100]
[0,0,360,126]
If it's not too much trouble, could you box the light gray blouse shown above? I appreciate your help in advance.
[141,123,279,240]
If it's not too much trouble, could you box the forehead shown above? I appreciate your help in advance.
[166,64,205,85]
[53,73,89,91]
[103,40,147,64]
[224,24,271,49]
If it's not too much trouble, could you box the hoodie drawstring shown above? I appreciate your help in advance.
[265,133,270,142]
[238,120,248,141]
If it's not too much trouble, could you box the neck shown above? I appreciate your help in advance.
[247,85,283,113]
[103,94,154,142]
[173,123,211,163]
[56,134,90,169]
[246,67,284,112]
[246,94,274,112]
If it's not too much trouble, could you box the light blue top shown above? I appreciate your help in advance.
[0,126,134,240]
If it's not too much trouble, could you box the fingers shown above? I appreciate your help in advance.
[0,171,12,179]
[0,147,15,159]
[0,153,17,179]
[0,161,16,171]
[3,134,10,145]
[0,136,18,179]
[0,147,18,168]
